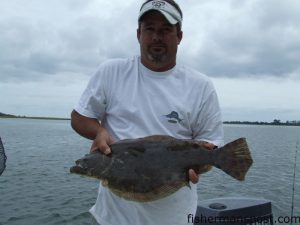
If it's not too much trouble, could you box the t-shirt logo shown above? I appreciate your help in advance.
[164,111,183,124]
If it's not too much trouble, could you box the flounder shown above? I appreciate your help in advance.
[70,135,253,202]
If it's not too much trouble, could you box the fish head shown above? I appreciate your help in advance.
[70,152,112,179]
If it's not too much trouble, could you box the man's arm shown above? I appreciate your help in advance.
[71,110,114,154]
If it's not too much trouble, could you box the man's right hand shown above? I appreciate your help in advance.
[70,110,114,155]
[90,127,114,155]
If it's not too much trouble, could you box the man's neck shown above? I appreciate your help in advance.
[140,58,176,72]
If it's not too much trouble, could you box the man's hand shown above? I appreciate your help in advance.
[90,127,114,155]
[188,142,216,184]
[70,110,114,155]
[188,169,199,184]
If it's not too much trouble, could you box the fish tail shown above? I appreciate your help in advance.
[214,138,253,181]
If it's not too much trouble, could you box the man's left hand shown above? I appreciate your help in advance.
[188,169,199,184]
[188,142,216,184]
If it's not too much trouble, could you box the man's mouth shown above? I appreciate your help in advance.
[150,45,166,53]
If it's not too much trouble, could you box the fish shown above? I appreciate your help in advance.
[70,135,253,202]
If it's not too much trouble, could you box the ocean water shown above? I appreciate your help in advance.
[0,118,299,225]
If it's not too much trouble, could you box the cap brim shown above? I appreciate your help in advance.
[158,10,178,25]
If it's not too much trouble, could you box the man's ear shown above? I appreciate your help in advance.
[177,31,183,45]
[137,28,141,43]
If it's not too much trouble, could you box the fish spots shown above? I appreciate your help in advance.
[127,147,146,157]
[116,158,124,164]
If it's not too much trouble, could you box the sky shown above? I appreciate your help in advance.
[0,0,299,122]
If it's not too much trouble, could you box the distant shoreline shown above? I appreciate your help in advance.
[223,121,300,127]
[1,113,299,126]
[0,114,70,121]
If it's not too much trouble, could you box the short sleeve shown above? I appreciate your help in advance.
[74,68,108,120]
[192,81,224,147]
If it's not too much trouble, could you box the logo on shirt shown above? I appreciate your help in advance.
[164,111,183,124]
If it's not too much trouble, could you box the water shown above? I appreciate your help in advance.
[0,119,299,225]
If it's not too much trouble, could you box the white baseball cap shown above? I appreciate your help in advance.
[138,0,182,28]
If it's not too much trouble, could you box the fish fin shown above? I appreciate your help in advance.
[215,138,253,181]
[139,135,176,142]
[109,181,186,202]
[114,135,175,145]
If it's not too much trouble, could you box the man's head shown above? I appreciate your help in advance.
[137,0,183,72]
[138,0,183,31]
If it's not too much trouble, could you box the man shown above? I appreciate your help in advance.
[71,0,224,224]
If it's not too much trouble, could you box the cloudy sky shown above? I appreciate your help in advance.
[0,0,299,122]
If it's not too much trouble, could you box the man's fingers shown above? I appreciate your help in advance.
[89,127,115,155]
[90,141,112,155]
[188,169,199,184]
[103,148,111,155]
[203,142,216,150]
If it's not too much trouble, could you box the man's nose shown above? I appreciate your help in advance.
[152,30,164,41]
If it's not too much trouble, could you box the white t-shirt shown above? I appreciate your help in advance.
[74,56,224,225]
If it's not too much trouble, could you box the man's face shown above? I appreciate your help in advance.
[137,11,183,72]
